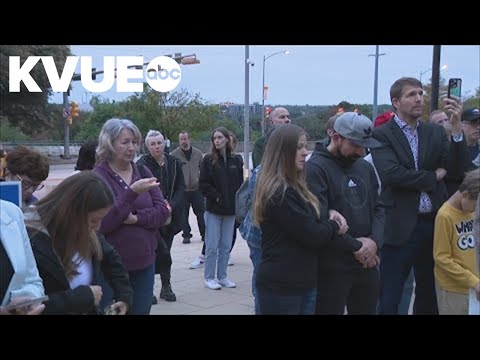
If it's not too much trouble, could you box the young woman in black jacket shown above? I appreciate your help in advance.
[26,171,133,315]
[252,125,348,315]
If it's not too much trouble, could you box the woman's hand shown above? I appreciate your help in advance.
[111,301,129,315]
[329,209,349,235]
[123,212,138,224]
[2,296,46,315]
[130,177,159,194]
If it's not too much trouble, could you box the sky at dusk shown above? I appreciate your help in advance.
[49,45,479,108]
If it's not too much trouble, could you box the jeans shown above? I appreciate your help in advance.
[203,211,235,281]
[257,287,317,315]
[99,263,155,315]
[247,242,262,314]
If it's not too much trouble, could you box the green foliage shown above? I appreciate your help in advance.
[75,99,125,141]
[421,77,448,119]
[0,45,71,136]
[463,87,480,110]
[0,118,29,141]
[75,87,225,144]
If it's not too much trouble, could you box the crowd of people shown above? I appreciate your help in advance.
[1,75,479,315]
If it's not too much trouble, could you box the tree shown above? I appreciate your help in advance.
[463,87,480,110]
[75,87,221,144]
[0,45,71,137]
[421,77,448,119]
[0,118,28,142]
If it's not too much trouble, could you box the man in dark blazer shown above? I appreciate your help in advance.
[371,77,463,315]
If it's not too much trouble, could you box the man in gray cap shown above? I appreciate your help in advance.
[306,111,385,315]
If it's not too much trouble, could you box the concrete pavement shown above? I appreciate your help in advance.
[38,164,256,315]
[151,221,255,315]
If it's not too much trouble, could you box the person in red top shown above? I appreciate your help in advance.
[374,111,395,128]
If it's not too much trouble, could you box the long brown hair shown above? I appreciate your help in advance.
[209,127,232,165]
[27,171,115,279]
[253,124,320,226]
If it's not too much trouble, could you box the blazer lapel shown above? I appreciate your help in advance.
[417,122,427,169]
[389,120,416,169]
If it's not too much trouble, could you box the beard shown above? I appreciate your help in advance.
[337,152,360,167]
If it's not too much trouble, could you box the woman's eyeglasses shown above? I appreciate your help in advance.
[15,173,45,192]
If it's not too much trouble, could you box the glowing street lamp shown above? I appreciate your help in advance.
[420,64,447,82]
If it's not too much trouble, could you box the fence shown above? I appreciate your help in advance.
[1,141,320,157]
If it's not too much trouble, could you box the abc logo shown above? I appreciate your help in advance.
[145,56,181,92]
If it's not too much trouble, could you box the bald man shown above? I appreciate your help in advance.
[252,107,291,168]
[430,110,451,137]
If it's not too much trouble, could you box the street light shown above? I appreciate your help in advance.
[261,49,289,136]
[369,45,386,121]
[420,64,447,83]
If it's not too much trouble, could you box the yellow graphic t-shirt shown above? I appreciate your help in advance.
[434,202,479,294]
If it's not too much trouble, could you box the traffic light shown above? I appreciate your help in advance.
[71,101,80,118]
[265,106,271,119]
[181,56,200,65]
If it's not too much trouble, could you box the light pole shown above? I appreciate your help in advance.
[261,49,289,136]
[244,46,251,177]
[420,64,447,83]
[369,45,386,121]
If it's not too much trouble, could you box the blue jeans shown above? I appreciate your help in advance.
[247,242,262,314]
[203,211,235,281]
[99,263,155,315]
[257,287,317,315]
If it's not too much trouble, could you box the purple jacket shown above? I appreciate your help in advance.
[93,160,170,271]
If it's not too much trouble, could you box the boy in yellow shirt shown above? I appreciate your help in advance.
[434,168,480,315]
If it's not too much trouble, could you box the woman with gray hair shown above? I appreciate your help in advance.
[93,119,171,315]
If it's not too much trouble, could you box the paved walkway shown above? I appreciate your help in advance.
[38,164,256,315]
[151,213,255,315]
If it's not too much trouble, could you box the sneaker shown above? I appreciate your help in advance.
[182,237,191,244]
[228,256,234,266]
[151,294,158,305]
[204,279,221,290]
[217,278,236,288]
[189,255,205,269]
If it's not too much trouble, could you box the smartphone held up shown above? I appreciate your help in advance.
[448,78,462,99]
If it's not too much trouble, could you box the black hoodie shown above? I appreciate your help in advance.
[306,142,385,271]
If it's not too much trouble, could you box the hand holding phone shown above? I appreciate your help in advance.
[448,78,462,99]
[5,296,49,313]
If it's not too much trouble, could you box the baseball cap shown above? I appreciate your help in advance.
[333,112,382,148]
[461,108,480,122]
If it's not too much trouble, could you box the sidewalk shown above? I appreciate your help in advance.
[38,164,256,315]
[151,213,255,315]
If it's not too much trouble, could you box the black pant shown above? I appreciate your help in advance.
[378,218,438,315]
[155,232,174,275]
[182,190,206,240]
[315,266,379,315]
